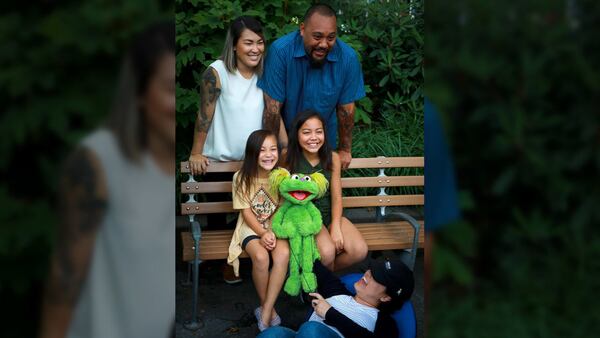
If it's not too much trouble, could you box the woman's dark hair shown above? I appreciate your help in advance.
[235,129,279,198]
[286,110,333,172]
[221,16,265,75]
[107,21,175,163]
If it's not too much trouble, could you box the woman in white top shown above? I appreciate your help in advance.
[187,16,273,286]
[189,16,267,174]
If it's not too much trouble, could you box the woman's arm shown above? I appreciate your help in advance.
[329,152,344,252]
[39,148,108,338]
[189,67,221,175]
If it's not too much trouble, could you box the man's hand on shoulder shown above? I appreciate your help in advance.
[337,150,352,169]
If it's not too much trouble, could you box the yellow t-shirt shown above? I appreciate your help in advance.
[227,171,279,276]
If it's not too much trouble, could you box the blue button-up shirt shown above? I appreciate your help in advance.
[258,30,366,147]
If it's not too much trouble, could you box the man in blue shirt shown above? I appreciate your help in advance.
[258,4,366,168]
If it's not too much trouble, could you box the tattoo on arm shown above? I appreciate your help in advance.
[337,103,355,151]
[46,148,107,305]
[195,68,221,133]
[262,93,282,135]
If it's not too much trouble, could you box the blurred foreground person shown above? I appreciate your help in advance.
[39,22,175,338]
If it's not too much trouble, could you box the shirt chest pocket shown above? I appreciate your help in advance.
[315,83,340,114]
[318,66,345,110]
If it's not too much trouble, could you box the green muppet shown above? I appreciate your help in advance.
[269,168,328,296]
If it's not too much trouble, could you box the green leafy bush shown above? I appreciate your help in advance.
[175,0,423,165]
[426,1,600,336]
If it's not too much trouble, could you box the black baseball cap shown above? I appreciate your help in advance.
[369,258,414,308]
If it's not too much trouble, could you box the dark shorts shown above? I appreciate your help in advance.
[242,235,261,251]
[321,213,332,227]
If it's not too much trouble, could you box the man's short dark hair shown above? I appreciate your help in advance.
[303,3,336,23]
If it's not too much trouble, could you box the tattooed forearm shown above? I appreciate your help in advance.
[262,93,282,135]
[196,68,221,133]
[46,148,107,305]
[337,103,355,151]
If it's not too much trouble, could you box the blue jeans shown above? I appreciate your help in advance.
[257,321,340,338]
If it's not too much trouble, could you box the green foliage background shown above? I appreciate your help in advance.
[175,0,424,168]
[426,1,600,336]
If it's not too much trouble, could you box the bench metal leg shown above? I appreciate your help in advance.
[180,262,192,287]
[184,221,204,330]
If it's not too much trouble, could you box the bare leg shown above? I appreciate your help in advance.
[245,240,271,304]
[333,217,368,270]
[315,226,336,270]
[261,239,289,326]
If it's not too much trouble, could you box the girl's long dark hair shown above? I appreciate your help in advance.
[286,110,333,172]
[235,129,279,198]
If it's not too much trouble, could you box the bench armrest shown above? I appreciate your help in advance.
[385,211,420,270]
[191,221,201,241]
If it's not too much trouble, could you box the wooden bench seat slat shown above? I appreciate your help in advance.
[181,221,424,262]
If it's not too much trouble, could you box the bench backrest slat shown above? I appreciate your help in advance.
[182,201,233,214]
[341,195,424,208]
[180,175,424,194]
[180,161,242,173]
[181,181,232,193]
[180,156,424,174]
[181,194,424,215]
[179,157,424,216]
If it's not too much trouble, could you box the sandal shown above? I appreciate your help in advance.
[254,307,282,328]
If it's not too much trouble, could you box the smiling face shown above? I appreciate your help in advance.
[354,270,390,306]
[300,13,337,67]
[298,117,325,155]
[235,28,264,72]
[258,135,278,173]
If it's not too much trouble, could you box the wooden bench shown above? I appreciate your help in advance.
[178,156,424,328]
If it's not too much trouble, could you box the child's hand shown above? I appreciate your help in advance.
[260,231,276,251]
[330,224,344,254]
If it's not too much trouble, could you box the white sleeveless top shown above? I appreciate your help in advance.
[67,129,174,338]
[202,59,264,161]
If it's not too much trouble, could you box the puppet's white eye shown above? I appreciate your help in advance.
[302,176,311,181]
[291,174,300,180]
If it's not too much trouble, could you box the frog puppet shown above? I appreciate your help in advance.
[269,168,328,296]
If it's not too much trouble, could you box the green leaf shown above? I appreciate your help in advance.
[378,74,389,87]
